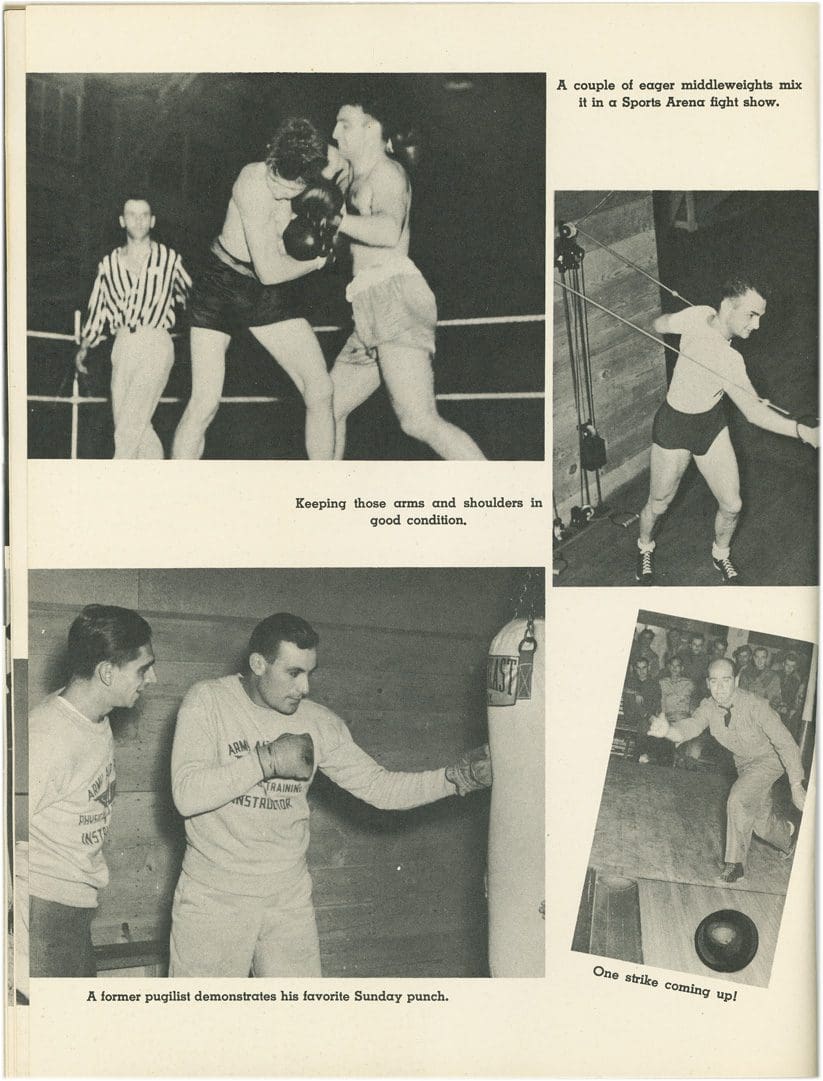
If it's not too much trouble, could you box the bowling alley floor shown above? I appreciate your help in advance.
[579,758,796,987]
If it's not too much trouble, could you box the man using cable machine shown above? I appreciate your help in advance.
[636,277,818,585]
[556,213,819,587]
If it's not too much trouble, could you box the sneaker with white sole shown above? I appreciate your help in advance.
[713,555,741,584]
[636,548,656,585]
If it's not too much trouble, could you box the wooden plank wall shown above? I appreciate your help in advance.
[21,568,529,978]
[553,191,667,518]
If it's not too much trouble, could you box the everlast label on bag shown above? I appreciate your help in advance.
[487,655,518,705]
[487,653,534,705]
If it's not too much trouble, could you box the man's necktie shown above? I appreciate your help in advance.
[723,707,733,727]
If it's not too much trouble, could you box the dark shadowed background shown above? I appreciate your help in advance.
[27,73,546,459]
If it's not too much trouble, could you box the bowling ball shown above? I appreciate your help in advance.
[694,909,758,973]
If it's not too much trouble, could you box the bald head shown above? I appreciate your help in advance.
[707,657,736,707]
[708,658,735,679]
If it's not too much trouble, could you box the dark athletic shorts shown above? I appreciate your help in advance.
[29,895,96,978]
[652,397,728,456]
[189,249,306,336]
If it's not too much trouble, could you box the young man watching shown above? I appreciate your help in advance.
[29,605,156,976]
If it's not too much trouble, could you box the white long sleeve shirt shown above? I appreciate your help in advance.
[171,676,453,896]
[29,693,115,907]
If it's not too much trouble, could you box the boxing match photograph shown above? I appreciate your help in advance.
[552,190,819,588]
[572,610,816,988]
[14,567,544,989]
[26,73,545,462]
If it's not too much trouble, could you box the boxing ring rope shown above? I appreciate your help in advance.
[27,310,546,458]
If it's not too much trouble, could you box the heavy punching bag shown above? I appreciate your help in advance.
[486,615,545,976]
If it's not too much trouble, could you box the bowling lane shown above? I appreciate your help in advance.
[589,759,792,895]
[636,879,782,988]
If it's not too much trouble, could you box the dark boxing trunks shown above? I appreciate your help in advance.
[652,397,729,456]
[189,246,306,336]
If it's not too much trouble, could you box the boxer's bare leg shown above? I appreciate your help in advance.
[377,343,486,460]
[639,443,692,543]
[694,428,742,551]
[172,328,229,459]
[330,360,382,460]
[250,319,335,460]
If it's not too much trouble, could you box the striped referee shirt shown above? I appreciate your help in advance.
[80,241,192,346]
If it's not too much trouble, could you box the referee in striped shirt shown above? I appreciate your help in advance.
[75,197,191,459]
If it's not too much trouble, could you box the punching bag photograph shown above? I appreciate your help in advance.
[486,571,545,977]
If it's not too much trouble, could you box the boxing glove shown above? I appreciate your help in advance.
[446,743,492,796]
[283,216,328,261]
[292,178,344,225]
[257,732,314,781]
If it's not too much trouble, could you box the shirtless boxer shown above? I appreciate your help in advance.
[636,277,819,585]
[172,118,336,459]
[328,92,486,460]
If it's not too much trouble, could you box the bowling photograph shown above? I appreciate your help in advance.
[572,609,816,988]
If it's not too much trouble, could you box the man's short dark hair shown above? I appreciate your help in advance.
[341,79,409,141]
[248,613,319,666]
[265,118,327,182]
[121,195,153,214]
[783,651,799,665]
[67,605,152,679]
[717,275,766,306]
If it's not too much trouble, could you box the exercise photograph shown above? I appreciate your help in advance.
[552,191,819,587]
[572,610,815,987]
[15,567,544,985]
[26,73,544,461]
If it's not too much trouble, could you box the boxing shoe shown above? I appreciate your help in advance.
[635,547,656,585]
[712,555,741,584]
